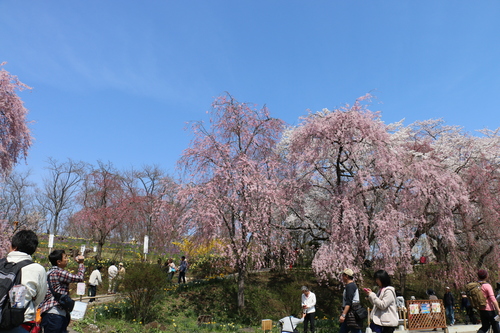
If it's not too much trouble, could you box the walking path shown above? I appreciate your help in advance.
[397,324,481,333]
[67,323,481,333]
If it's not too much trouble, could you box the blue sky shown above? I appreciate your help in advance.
[1,1,500,182]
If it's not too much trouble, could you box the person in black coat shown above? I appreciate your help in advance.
[443,287,455,325]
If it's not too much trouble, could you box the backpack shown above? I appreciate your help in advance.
[0,258,33,329]
[466,281,487,309]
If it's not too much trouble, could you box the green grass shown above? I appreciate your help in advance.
[70,268,343,333]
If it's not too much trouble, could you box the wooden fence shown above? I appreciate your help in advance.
[406,299,447,331]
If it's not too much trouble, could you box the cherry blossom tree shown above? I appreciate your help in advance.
[394,120,500,283]
[70,162,132,260]
[121,165,181,251]
[283,97,468,285]
[149,175,182,252]
[0,63,32,176]
[178,94,291,310]
[458,129,500,273]
[0,63,33,251]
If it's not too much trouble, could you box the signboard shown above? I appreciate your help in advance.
[406,299,446,330]
[80,245,86,255]
[70,301,88,320]
[76,282,86,296]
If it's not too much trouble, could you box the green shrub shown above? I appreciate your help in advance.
[121,262,168,323]
[190,254,233,279]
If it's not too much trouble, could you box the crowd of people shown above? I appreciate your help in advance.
[5,229,500,333]
[281,268,500,333]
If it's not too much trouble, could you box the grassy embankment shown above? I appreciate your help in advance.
[32,234,460,332]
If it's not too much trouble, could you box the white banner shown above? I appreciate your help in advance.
[143,235,149,254]
[48,234,54,248]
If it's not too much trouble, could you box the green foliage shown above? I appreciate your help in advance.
[171,268,342,326]
[72,267,346,332]
[190,254,232,279]
[122,262,168,323]
[239,282,287,323]
[71,317,97,333]
[197,322,242,332]
[72,317,161,333]
[93,300,131,320]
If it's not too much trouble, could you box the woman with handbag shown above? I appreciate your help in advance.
[363,270,398,333]
[167,258,176,281]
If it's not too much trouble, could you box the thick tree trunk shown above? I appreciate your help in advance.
[96,241,104,261]
[52,212,60,236]
[237,265,247,311]
[477,245,494,268]
[95,229,106,261]
[399,271,407,295]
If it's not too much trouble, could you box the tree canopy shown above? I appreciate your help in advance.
[178,94,292,310]
[0,63,32,176]
[3,92,500,295]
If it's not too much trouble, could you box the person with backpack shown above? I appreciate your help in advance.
[475,269,500,333]
[0,230,47,333]
[38,250,85,333]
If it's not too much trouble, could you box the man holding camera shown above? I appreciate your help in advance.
[39,250,85,333]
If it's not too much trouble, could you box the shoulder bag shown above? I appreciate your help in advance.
[47,272,75,313]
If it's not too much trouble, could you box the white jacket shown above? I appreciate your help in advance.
[301,291,316,314]
[279,316,304,332]
[89,269,102,286]
[6,251,48,322]
[368,286,399,327]
[108,265,118,279]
